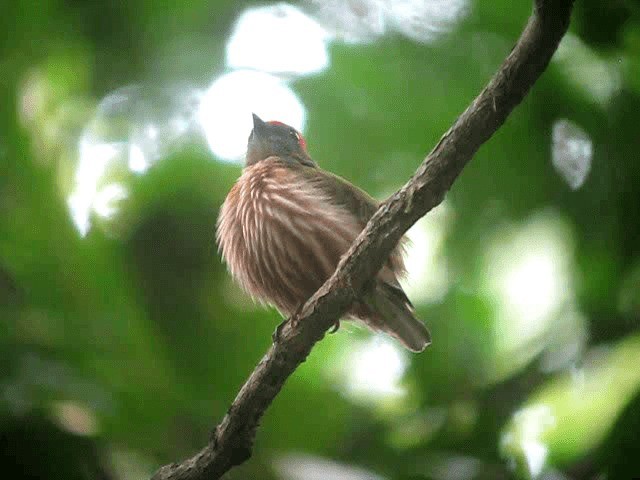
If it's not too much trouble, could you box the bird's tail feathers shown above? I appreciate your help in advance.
[364,284,431,352]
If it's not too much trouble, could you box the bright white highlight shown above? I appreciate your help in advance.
[521,440,548,478]
[346,337,407,397]
[276,454,387,480]
[553,33,622,106]
[386,0,470,44]
[307,0,386,43]
[68,138,122,236]
[402,201,452,304]
[93,183,128,220]
[503,252,560,325]
[227,4,330,75]
[67,85,199,236]
[128,143,148,173]
[197,70,306,162]
[307,0,469,44]
[552,119,592,190]
[483,213,574,369]
[501,405,556,478]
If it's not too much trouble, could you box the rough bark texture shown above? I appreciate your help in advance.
[151,1,575,478]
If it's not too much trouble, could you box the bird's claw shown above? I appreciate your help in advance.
[329,320,341,334]
[272,319,287,344]
[272,305,304,344]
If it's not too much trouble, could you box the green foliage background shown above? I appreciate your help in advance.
[1,0,639,479]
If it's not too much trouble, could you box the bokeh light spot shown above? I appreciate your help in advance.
[551,119,592,190]
[92,183,128,220]
[487,214,572,331]
[502,251,560,324]
[482,212,576,379]
[306,0,386,43]
[553,33,622,106]
[227,4,330,75]
[67,85,199,236]
[501,404,555,478]
[402,201,452,304]
[52,401,99,436]
[346,337,407,398]
[386,0,470,44]
[276,453,387,480]
[306,0,469,44]
[68,138,122,236]
[197,70,306,162]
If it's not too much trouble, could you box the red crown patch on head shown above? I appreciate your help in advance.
[267,120,307,150]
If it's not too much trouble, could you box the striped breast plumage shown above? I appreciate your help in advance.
[216,157,363,315]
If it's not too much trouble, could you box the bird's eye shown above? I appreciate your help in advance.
[290,129,306,149]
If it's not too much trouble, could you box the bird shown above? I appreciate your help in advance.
[216,113,431,352]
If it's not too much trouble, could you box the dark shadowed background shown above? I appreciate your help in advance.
[1,0,639,479]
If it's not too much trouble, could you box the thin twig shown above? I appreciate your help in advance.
[151,1,575,478]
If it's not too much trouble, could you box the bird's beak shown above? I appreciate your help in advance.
[252,113,267,136]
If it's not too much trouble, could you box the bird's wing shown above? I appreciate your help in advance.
[299,166,379,224]
[298,165,409,294]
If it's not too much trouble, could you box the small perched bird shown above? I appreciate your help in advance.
[216,114,431,352]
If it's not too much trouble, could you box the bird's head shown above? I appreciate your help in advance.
[246,113,315,167]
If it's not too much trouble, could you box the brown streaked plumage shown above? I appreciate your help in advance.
[216,114,431,352]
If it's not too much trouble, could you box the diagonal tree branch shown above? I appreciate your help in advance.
[152,0,575,478]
